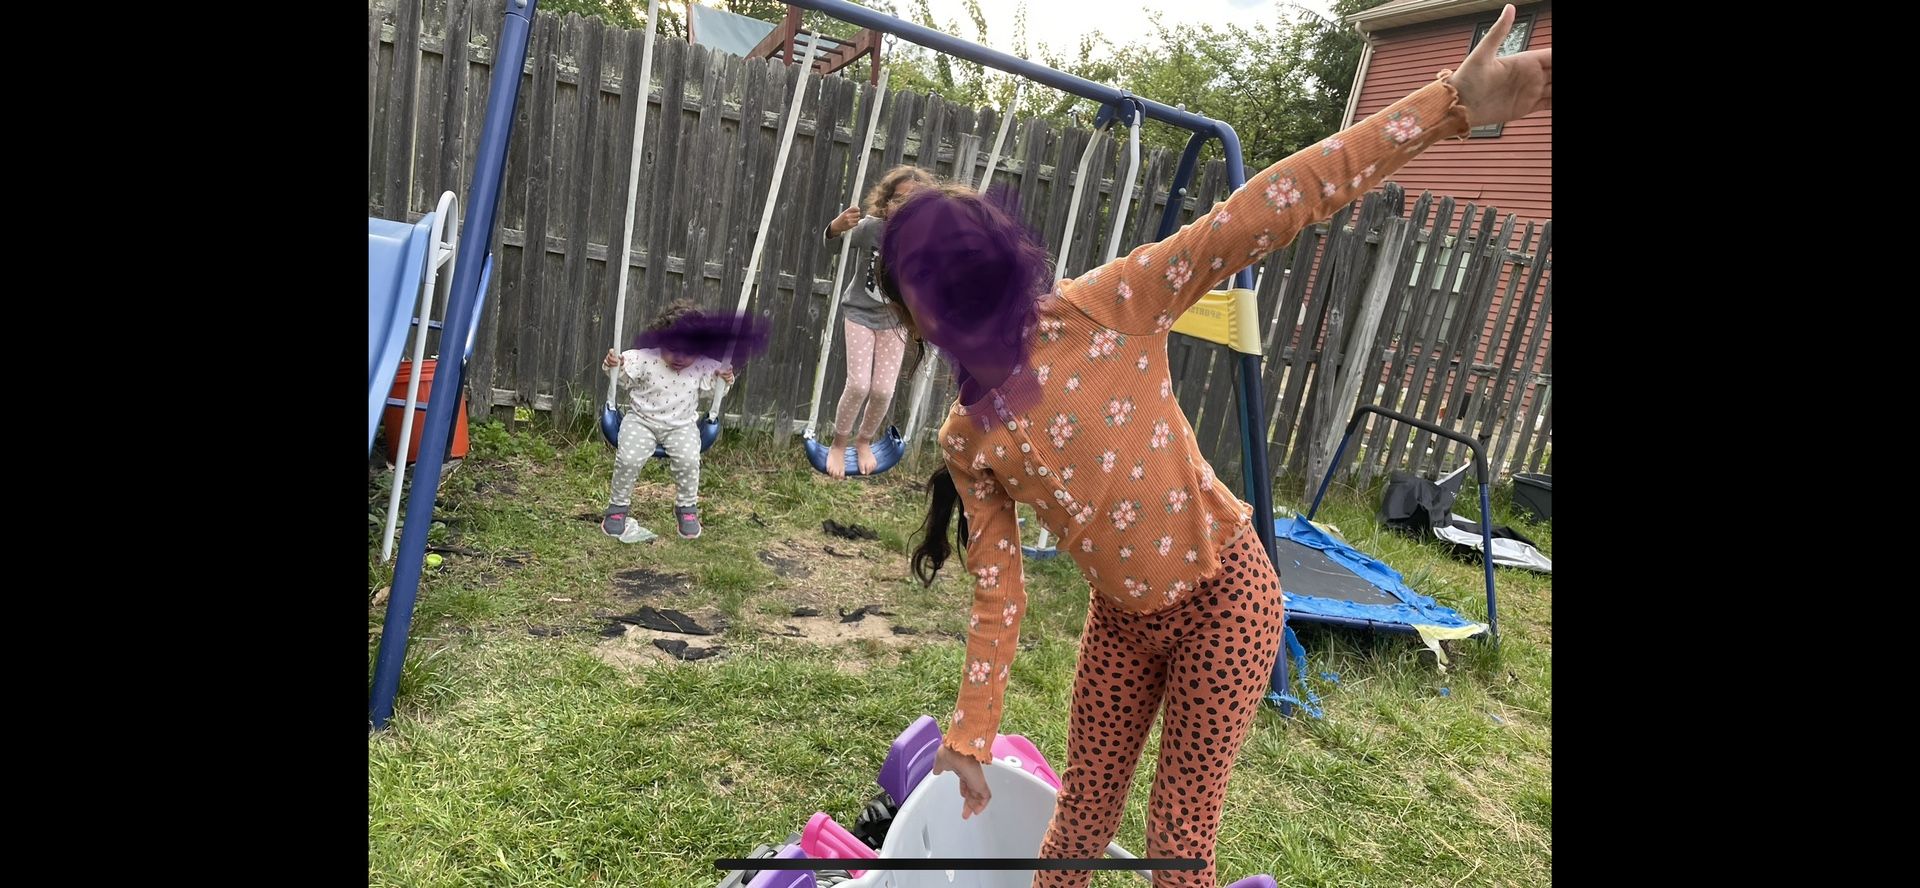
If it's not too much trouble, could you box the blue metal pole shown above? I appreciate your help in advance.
[370,0,540,730]
[1237,354,1274,559]
[1475,469,1500,646]
[1155,133,1209,239]
[1307,417,1362,521]
[1208,123,1292,714]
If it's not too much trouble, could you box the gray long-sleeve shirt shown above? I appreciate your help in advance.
[820,215,902,331]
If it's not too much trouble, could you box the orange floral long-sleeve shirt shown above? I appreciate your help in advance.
[935,75,1472,761]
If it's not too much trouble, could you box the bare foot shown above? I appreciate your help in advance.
[855,441,878,475]
[826,438,850,479]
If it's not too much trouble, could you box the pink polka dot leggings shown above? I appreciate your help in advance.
[833,319,908,442]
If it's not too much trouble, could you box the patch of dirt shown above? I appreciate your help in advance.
[755,544,812,579]
[594,622,729,668]
[594,628,676,669]
[612,568,693,601]
[593,604,731,670]
[769,611,916,650]
[837,604,895,623]
[770,534,912,611]
[834,473,921,506]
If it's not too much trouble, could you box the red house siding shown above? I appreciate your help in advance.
[1350,2,1551,426]
[1352,3,1552,221]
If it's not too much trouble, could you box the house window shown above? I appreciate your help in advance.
[1468,11,1536,138]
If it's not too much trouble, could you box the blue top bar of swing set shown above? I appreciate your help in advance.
[785,0,1257,283]
[781,2,1255,291]
[787,0,1232,138]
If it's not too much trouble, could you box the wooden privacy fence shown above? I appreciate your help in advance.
[369,0,1553,493]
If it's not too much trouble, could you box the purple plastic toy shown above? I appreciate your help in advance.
[1223,876,1278,888]
[877,715,943,805]
[742,843,812,888]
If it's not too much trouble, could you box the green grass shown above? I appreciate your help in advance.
[369,421,1551,887]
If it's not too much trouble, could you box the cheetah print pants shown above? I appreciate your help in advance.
[1036,528,1286,887]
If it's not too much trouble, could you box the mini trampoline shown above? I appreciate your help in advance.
[1276,405,1499,661]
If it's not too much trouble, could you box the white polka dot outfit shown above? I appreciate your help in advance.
[609,348,722,510]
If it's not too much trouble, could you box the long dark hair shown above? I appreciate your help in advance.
[910,466,969,585]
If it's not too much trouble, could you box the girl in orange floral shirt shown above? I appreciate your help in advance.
[879,9,1549,885]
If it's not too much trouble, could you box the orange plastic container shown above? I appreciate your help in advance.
[382,359,469,464]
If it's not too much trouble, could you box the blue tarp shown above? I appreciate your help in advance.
[1275,516,1482,633]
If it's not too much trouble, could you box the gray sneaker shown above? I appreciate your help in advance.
[602,504,629,537]
[603,505,657,544]
[675,506,702,539]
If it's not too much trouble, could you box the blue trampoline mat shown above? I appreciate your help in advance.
[1274,516,1482,634]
